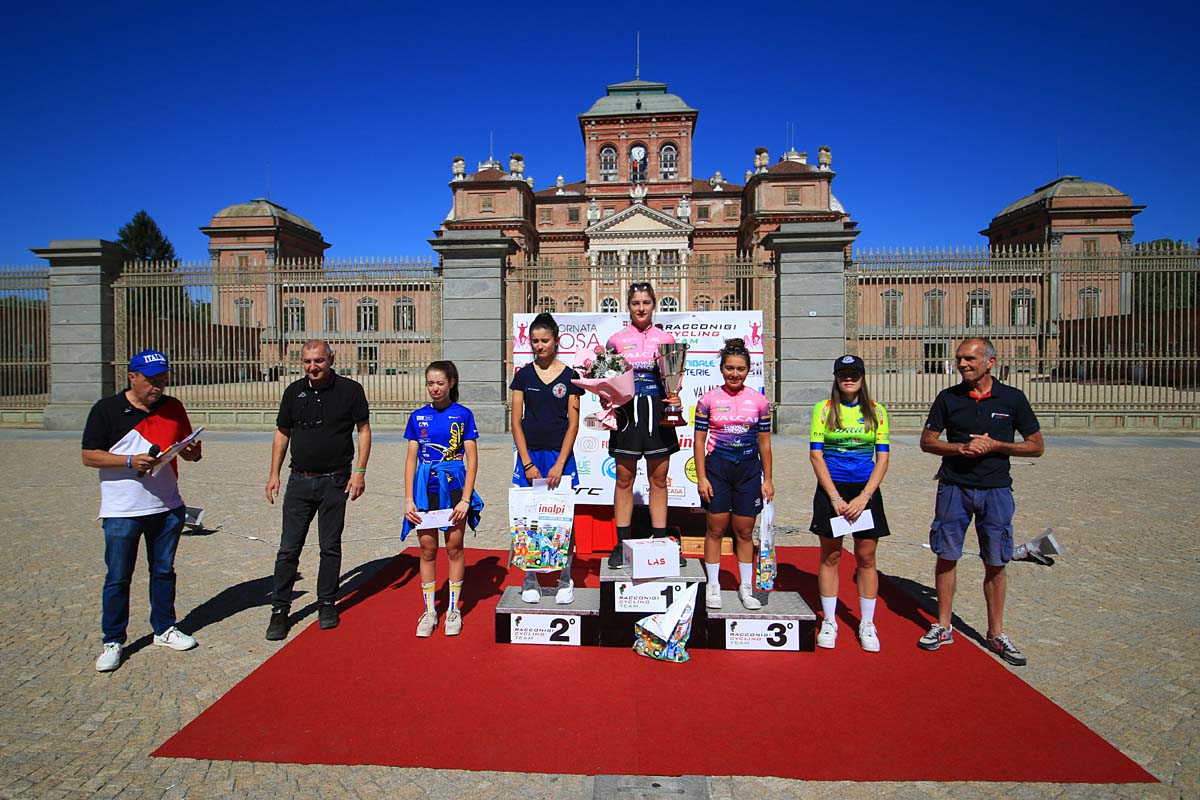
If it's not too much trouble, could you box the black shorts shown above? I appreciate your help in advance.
[608,395,680,460]
[426,488,464,513]
[809,481,891,539]
[702,455,764,517]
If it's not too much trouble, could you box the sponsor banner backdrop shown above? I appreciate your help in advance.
[512,311,766,508]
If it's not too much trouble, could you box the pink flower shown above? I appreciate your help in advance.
[582,357,593,370]
[594,345,606,355]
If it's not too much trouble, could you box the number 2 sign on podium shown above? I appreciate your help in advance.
[509,614,582,646]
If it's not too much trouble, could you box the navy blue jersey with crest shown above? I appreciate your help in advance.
[509,363,584,451]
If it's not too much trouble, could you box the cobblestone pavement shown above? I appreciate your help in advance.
[1,430,1196,799]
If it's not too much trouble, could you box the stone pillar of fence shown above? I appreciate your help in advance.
[30,240,126,430]
[429,230,519,433]
[761,222,860,435]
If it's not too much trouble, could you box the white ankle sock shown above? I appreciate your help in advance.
[738,561,753,587]
[704,561,720,585]
[821,595,838,624]
[859,596,876,624]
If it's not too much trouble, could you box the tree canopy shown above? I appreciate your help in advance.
[117,210,176,262]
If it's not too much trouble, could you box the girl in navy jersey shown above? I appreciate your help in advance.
[403,361,483,638]
[510,312,584,604]
[694,339,774,611]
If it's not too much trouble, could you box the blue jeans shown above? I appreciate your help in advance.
[101,506,186,644]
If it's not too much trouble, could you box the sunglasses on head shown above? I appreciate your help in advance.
[630,282,653,291]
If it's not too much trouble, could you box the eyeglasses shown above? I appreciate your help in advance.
[298,393,324,429]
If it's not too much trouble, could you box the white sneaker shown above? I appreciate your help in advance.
[817,618,838,649]
[444,610,463,636]
[95,642,122,672]
[416,611,437,638]
[521,587,541,603]
[858,620,880,652]
[153,626,197,651]
[555,580,575,605]
[737,584,762,610]
[705,583,723,609]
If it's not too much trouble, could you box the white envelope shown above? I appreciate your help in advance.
[831,509,875,538]
[414,507,456,530]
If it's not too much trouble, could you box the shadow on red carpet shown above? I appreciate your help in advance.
[153,547,1155,783]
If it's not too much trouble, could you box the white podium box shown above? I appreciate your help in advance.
[621,538,682,580]
[704,591,816,652]
[494,586,600,646]
[599,557,707,647]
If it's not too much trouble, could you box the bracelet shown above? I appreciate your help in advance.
[126,455,132,469]
[353,468,367,473]
[830,495,843,503]
[522,463,534,471]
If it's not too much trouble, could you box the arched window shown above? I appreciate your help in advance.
[322,298,339,332]
[600,296,620,314]
[694,294,713,312]
[234,297,253,328]
[283,298,305,333]
[881,289,903,328]
[924,289,946,327]
[536,296,557,313]
[966,289,991,327]
[394,297,415,331]
[659,143,678,180]
[1079,286,1101,318]
[357,297,378,332]
[720,293,738,311]
[1010,288,1036,326]
[564,295,585,313]
[599,146,617,182]
[629,144,647,183]
[659,296,679,313]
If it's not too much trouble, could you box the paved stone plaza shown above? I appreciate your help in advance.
[1,430,1196,799]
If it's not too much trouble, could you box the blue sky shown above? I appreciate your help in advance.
[2,1,1197,266]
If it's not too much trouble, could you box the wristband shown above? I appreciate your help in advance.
[830,495,842,503]
[523,463,534,471]
[126,455,132,469]
[353,468,367,473]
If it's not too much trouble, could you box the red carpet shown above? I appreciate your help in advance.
[154,547,1155,783]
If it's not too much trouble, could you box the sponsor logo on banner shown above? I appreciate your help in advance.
[725,618,799,651]
[602,457,617,479]
[684,457,697,483]
[614,581,686,613]
[511,614,581,646]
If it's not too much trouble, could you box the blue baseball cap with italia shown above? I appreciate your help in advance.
[833,354,865,374]
[129,349,171,377]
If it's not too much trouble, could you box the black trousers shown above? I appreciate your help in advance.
[272,471,348,608]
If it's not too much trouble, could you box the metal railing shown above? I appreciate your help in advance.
[113,258,442,409]
[846,244,1200,413]
[0,266,50,407]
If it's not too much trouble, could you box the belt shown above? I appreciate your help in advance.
[292,469,349,478]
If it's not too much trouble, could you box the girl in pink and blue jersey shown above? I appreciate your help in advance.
[694,338,774,611]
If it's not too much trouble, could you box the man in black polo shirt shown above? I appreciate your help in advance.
[917,337,1044,665]
[264,339,371,640]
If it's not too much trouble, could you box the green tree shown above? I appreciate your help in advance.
[115,210,206,322]
[1132,239,1198,313]
[117,210,177,262]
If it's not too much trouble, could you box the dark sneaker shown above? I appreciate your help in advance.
[265,608,290,641]
[607,547,624,569]
[987,633,1027,666]
[917,623,954,651]
[318,603,340,630]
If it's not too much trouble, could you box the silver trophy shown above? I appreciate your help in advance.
[655,342,690,427]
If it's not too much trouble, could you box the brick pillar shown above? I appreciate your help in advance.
[761,222,860,435]
[429,230,519,433]
[30,240,126,430]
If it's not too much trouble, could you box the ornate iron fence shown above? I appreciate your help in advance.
[113,258,442,410]
[846,244,1200,415]
[0,266,50,408]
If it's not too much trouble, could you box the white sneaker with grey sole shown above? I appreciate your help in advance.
[95,642,122,672]
[153,626,197,651]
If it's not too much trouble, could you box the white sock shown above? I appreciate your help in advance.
[821,595,838,625]
[859,596,876,624]
[558,554,573,588]
[738,561,753,588]
[704,561,720,585]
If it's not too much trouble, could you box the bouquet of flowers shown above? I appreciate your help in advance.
[572,346,635,430]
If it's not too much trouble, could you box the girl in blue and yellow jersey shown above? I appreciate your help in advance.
[809,355,891,653]
[403,361,484,639]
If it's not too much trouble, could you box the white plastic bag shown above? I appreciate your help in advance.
[755,499,776,591]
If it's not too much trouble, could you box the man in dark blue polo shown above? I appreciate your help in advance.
[917,337,1044,665]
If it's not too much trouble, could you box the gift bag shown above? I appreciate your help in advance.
[755,499,776,591]
[509,487,575,573]
[632,582,698,663]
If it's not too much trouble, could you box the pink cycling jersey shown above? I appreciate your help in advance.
[694,385,771,461]
[607,323,676,397]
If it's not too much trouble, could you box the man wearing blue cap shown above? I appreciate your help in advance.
[82,349,203,672]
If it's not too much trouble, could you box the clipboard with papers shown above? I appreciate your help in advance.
[149,427,204,476]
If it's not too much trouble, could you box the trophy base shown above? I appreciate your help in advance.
[660,410,688,427]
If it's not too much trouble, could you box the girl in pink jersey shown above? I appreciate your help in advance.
[605,282,684,568]
[693,338,774,610]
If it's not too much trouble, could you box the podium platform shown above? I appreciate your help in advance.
[705,591,816,651]
[494,586,601,646]
[598,558,708,648]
